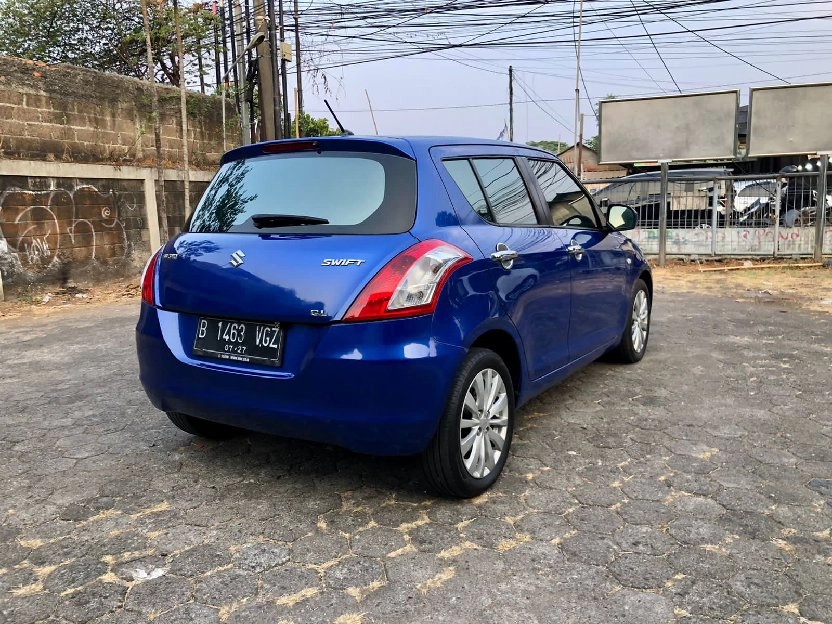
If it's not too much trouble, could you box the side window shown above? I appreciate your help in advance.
[471,158,539,225]
[444,159,490,220]
[528,159,599,228]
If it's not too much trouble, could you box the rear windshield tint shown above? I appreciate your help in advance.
[189,151,416,234]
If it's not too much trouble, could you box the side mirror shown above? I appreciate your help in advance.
[607,204,639,231]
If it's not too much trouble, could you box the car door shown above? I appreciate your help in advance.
[524,158,631,360]
[437,151,573,379]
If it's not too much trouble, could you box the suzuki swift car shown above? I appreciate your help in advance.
[136,136,652,497]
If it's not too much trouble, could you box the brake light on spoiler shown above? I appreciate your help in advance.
[261,140,320,154]
[343,240,472,322]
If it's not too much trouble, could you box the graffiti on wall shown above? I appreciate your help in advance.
[632,226,832,255]
[0,185,131,273]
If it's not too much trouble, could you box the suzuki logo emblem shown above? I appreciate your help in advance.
[230,250,246,267]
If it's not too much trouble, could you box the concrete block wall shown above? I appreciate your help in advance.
[163,179,208,239]
[0,56,235,167]
[0,176,147,284]
[0,57,227,290]
[0,161,213,289]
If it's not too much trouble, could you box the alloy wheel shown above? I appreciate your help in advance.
[630,290,649,354]
[459,368,509,479]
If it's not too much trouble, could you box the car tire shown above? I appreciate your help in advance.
[422,348,515,498]
[609,278,651,363]
[166,411,237,440]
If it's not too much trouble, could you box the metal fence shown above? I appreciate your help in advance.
[585,169,832,260]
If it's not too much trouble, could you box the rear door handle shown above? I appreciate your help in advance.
[567,242,584,261]
[491,243,518,269]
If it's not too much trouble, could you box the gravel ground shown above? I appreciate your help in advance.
[1,281,831,623]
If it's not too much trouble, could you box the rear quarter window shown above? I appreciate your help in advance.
[189,151,416,235]
[443,160,490,220]
[443,157,539,226]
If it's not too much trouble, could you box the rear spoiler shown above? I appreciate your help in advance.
[221,137,416,165]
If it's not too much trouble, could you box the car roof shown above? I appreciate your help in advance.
[221,135,551,164]
[399,135,539,149]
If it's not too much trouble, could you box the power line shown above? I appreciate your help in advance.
[630,0,682,93]
[306,13,832,71]
[307,96,575,113]
[305,66,832,115]
[642,0,789,84]
[214,0,832,132]
[595,3,668,95]
[512,75,573,134]
[515,73,571,126]
[356,0,464,41]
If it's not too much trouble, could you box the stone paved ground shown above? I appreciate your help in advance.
[1,290,831,624]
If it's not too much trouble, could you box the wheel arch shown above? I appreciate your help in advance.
[469,329,523,401]
[638,268,653,302]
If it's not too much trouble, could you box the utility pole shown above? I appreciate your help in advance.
[508,66,514,142]
[243,0,255,135]
[221,32,266,152]
[196,33,206,94]
[219,5,229,93]
[573,0,584,175]
[226,0,241,117]
[231,1,251,144]
[265,0,283,138]
[253,0,275,139]
[294,88,300,138]
[294,0,303,135]
[814,154,829,261]
[278,0,291,138]
[212,3,221,92]
[577,114,584,179]
[173,0,191,217]
[140,0,167,244]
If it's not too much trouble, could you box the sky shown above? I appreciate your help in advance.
[281,0,832,145]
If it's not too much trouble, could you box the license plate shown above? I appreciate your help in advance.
[193,317,283,367]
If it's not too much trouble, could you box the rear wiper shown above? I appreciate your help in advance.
[251,214,330,228]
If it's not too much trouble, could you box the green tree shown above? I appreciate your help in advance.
[0,0,217,87]
[298,112,339,137]
[587,135,600,152]
[0,0,116,68]
[527,140,569,154]
[587,94,617,154]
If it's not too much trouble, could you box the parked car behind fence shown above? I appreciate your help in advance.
[589,169,831,230]
[590,169,732,229]
[586,167,831,257]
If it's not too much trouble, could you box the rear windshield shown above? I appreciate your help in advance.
[189,151,417,234]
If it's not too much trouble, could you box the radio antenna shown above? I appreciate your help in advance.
[324,99,353,136]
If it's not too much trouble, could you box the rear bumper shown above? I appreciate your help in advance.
[136,304,465,455]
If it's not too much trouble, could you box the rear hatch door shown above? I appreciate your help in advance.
[157,232,418,323]
[156,139,418,323]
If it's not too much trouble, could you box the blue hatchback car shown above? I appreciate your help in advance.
[136,136,652,497]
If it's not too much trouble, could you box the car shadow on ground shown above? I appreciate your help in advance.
[168,427,430,498]
[157,358,621,502]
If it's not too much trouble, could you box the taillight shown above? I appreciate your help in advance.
[141,248,162,306]
[343,240,472,322]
